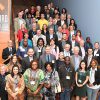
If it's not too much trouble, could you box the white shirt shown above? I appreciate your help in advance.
[29,57,33,62]
[70,31,74,41]
[61,20,64,26]
[87,68,100,89]
[64,50,70,57]
[19,19,24,28]
[87,55,92,67]
[94,49,98,56]
[80,47,85,59]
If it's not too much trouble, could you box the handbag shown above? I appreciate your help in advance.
[55,82,61,93]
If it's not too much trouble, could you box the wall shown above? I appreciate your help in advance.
[52,0,100,44]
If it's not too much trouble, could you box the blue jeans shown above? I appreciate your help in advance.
[87,87,99,100]
[60,89,71,100]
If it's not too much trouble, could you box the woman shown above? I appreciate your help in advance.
[17,23,28,45]
[75,30,83,43]
[74,60,89,100]
[41,24,49,36]
[69,19,77,30]
[23,60,44,100]
[6,65,25,100]
[87,59,100,100]
[50,38,59,60]
[7,54,22,73]
[61,8,67,20]
[34,38,45,59]
[44,62,60,100]
[62,24,70,38]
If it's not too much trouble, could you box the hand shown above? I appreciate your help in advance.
[44,83,51,88]
[61,88,64,92]
[27,89,31,94]
[33,90,38,95]
[8,55,12,59]
[77,84,83,87]
[12,93,17,99]
[89,83,93,87]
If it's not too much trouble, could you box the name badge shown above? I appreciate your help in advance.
[38,49,41,53]
[24,54,28,57]
[30,81,35,85]
[15,87,19,92]
[66,76,70,80]
[78,79,82,83]
[52,60,55,63]
[96,54,99,56]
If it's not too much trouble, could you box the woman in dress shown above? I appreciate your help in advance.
[43,62,60,100]
[6,65,25,100]
[74,60,89,100]
[23,60,44,100]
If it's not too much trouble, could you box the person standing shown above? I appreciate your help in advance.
[0,64,8,100]
[87,59,100,100]
[6,65,25,100]
[74,60,89,100]
[58,56,75,100]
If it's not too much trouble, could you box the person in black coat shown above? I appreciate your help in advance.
[46,27,58,46]
[2,40,16,64]
[21,48,36,73]
[0,64,9,100]
[57,14,67,26]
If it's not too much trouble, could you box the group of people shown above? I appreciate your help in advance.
[0,2,100,100]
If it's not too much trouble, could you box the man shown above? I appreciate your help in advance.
[2,40,16,64]
[70,46,82,71]
[63,44,72,57]
[32,28,46,46]
[46,27,58,45]
[0,64,9,100]
[79,40,86,59]
[38,13,48,30]
[58,56,75,100]
[93,42,100,65]
[22,48,36,73]
[16,38,31,60]
[39,45,56,70]
[57,14,67,26]
[14,11,26,34]
[84,48,94,68]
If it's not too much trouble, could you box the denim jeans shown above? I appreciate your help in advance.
[60,89,71,100]
[87,87,100,100]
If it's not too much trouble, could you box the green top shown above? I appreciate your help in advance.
[77,70,89,84]
[23,68,44,92]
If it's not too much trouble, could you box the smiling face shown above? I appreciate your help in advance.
[13,66,19,75]
[31,61,38,70]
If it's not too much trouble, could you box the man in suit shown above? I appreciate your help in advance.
[46,27,58,45]
[93,42,100,65]
[57,14,67,26]
[70,46,82,71]
[39,45,56,70]
[22,48,36,73]
[2,40,16,64]
[84,48,94,68]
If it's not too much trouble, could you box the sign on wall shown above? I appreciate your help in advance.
[0,1,9,32]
